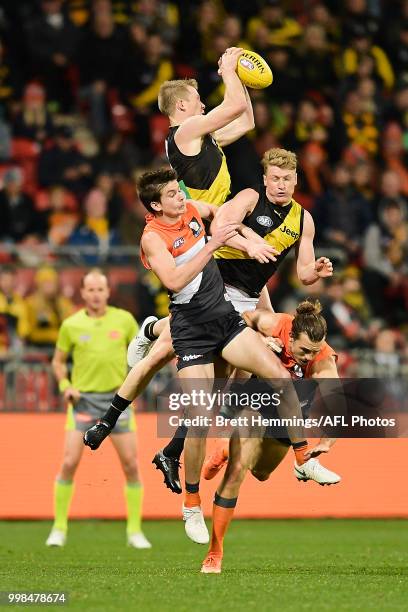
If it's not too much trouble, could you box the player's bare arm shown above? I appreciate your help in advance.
[52,347,80,403]
[296,211,333,285]
[141,224,238,293]
[304,355,340,459]
[211,189,278,262]
[214,84,255,147]
[175,48,247,152]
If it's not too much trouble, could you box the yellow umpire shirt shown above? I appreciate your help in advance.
[56,306,138,393]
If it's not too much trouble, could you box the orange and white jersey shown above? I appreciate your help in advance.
[140,202,234,323]
[267,313,337,379]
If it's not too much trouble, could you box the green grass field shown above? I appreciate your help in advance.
[1,520,407,612]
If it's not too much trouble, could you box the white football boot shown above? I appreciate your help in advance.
[182,505,209,544]
[46,529,66,547]
[294,458,341,485]
[127,532,152,549]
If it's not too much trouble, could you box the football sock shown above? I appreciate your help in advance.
[125,482,143,535]
[144,321,157,341]
[162,425,187,459]
[185,482,200,508]
[293,440,309,465]
[209,493,237,554]
[53,479,74,533]
[102,394,132,428]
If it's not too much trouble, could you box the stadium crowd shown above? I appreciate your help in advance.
[0,0,407,381]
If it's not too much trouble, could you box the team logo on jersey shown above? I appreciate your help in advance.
[189,217,202,237]
[292,364,304,378]
[109,330,121,339]
[256,215,273,227]
[79,334,91,342]
[173,237,185,249]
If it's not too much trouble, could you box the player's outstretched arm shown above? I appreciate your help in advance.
[296,211,333,285]
[214,84,255,147]
[176,48,247,145]
[142,225,238,293]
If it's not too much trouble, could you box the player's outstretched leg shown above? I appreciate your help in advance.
[152,449,182,494]
[294,458,341,485]
[127,316,162,366]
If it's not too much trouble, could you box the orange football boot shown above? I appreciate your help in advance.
[201,552,223,574]
[202,440,229,480]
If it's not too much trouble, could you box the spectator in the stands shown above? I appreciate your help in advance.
[94,172,125,229]
[45,185,79,247]
[67,187,122,264]
[0,167,45,242]
[38,125,93,196]
[246,0,302,51]
[339,22,394,91]
[25,266,73,350]
[78,6,126,138]
[25,0,80,111]
[313,162,373,257]
[0,267,29,351]
[363,199,408,323]
[12,82,54,144]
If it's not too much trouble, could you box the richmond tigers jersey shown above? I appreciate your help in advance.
[214,188,305,297]
[165,127,231,206]
[140,203,234,323]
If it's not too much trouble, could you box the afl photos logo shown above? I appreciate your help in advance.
[256,215,273,228]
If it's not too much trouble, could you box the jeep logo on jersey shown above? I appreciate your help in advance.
[189,217,202,237]
[256,215,272,227]
[280,225,300,239]
[173,237,185,249]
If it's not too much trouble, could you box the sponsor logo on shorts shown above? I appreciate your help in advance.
[182,353,204,362]
[240,58,254,71]
[189,217,203,238]
[173,237,185,249]
[256,215,272,227]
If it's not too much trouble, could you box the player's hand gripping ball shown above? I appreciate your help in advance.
[237,50,273,89]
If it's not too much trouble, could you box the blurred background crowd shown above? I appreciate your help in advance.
[0,0,408,407]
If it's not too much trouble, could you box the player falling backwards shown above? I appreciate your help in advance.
[201,300,342,573]
[85,168,338,545]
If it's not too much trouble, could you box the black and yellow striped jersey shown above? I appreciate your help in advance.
[165,126,231,206]
[214,187,305,297]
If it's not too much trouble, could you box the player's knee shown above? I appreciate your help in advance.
[121,456,139,480]
[251,469,270,482]
[226,461,246,486]
[61,456,80,477]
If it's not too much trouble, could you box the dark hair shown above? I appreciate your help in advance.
[292,300,327,342]
[137,168,178,213]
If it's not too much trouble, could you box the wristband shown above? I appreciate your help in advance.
[59,378,71,393]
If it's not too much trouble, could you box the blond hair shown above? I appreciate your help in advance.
[261,148,297,173]
[158,79,198,117]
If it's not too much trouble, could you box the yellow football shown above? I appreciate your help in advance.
[237,50,273,89]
